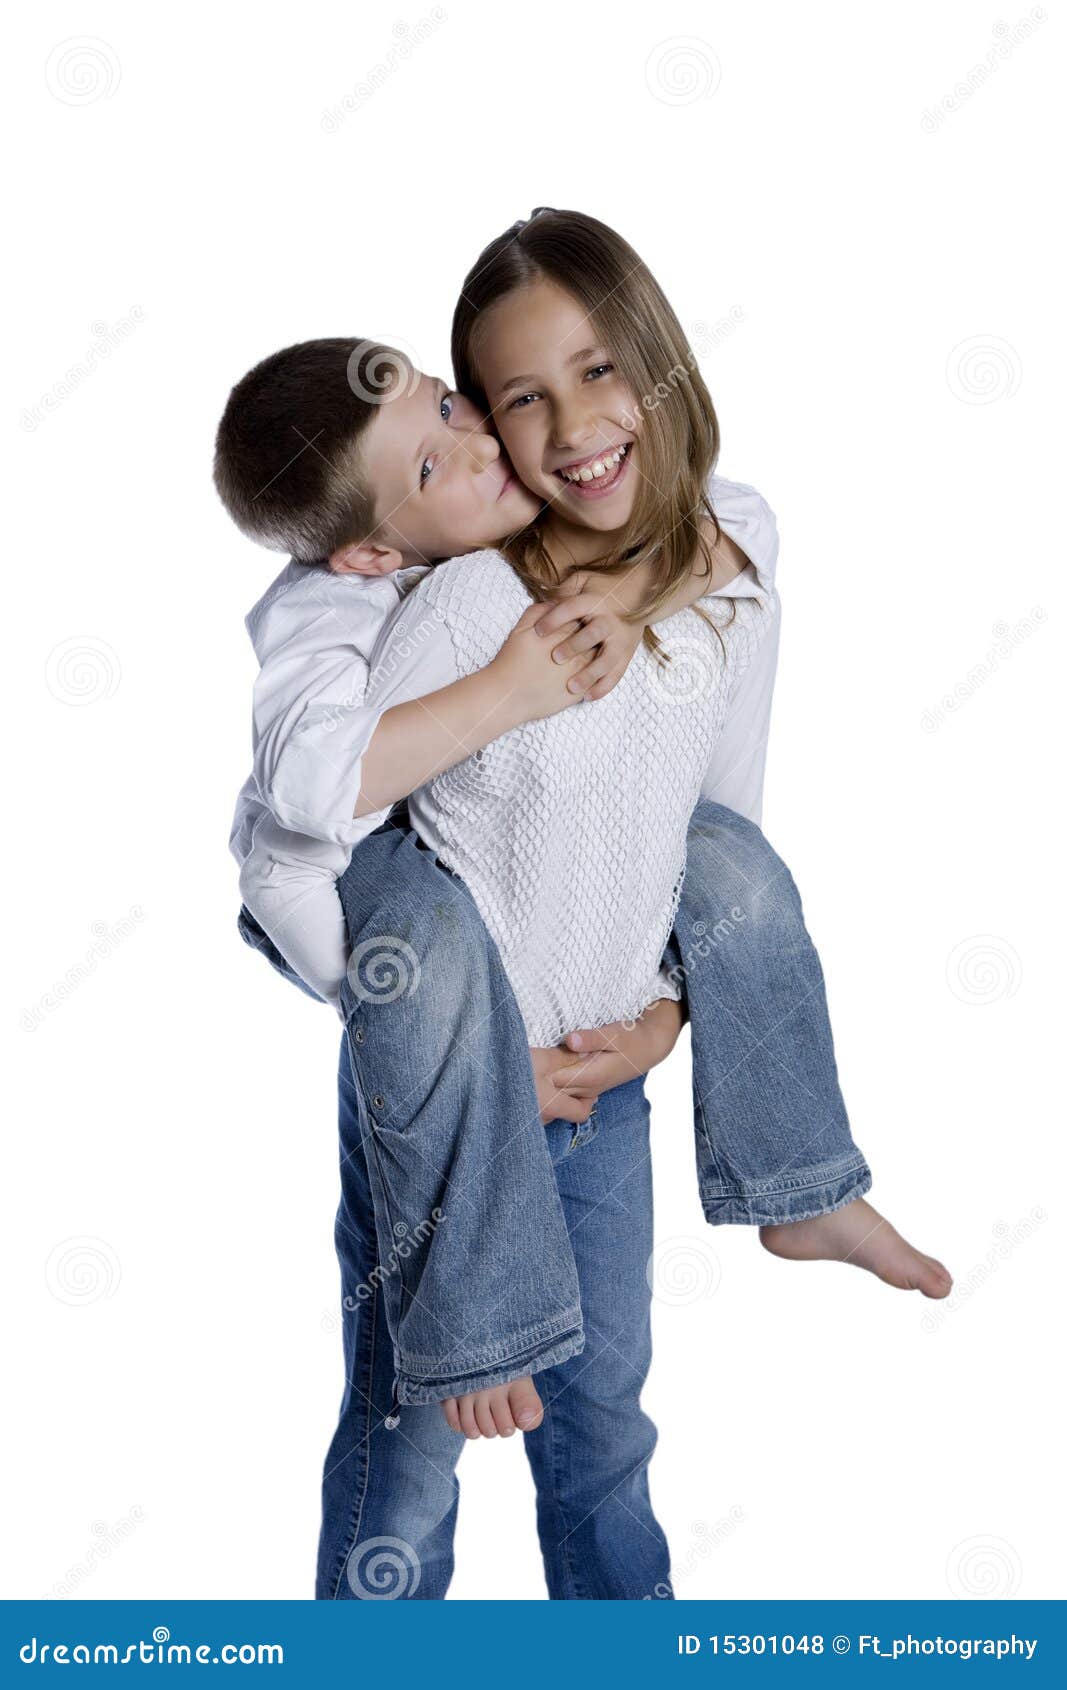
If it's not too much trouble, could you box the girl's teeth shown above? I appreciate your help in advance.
[561,445,627,484]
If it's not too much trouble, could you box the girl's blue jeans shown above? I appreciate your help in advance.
[316,1050,669,1600]
[240,799,871,1408]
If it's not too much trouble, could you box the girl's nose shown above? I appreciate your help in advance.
[551,401,596,452]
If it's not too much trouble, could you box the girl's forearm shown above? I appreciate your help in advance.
[354,664,524,817]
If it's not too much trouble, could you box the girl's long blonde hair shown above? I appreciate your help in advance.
[451,207,725,659]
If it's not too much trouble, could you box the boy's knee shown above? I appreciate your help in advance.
[685,801,796,922]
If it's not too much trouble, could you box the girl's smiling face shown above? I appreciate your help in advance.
[475,277,641,541]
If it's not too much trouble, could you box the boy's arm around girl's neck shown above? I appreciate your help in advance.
[353,523,749,820]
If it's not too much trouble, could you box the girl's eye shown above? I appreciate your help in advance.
[440,392,455,422]
[508,391,539,411]
[585,363,614,381]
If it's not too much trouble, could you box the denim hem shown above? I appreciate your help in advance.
[700,1159,873,1227]
[395,1319,585,1406]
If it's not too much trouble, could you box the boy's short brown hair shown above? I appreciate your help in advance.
[213,337,399,562]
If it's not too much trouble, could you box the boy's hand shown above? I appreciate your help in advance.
[529,998,686,1124]
[489,603,593,720]
[533,568,648,702]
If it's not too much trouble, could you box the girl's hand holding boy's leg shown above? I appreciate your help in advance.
[529,998,685,1123]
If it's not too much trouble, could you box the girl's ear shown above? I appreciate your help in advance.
[328,540,406,577]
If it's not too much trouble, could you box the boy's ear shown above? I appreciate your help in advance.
[328,539,406,577]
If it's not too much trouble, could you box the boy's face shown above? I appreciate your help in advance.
[358,371,539,566]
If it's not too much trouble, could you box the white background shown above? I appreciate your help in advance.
[5,1,1063,1602]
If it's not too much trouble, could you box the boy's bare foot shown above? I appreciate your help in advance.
[759,1197,953,1299]
[441,1377,544,1439]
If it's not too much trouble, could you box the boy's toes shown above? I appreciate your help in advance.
[473,1395,499,1438]
[510,1377,544,1433]
[491,1395,517,1438]
[457,1396,482,1440]
[441,1397,461,1435]
[916,1255,953,1299]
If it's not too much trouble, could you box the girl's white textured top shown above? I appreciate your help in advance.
[234,475,780,1012]
[363,477,779,1045]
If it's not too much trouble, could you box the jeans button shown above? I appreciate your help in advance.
[353,1028,364,1044]
[372,1094,385,1110]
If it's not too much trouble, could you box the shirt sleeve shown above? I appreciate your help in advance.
[697,475,782,824]
[699,603,780,825]
[249,568,428,849]
[333,570,465,844]
[238,570,465,1011]
[238,815,351,1010]
[701,475,780,599]
[252,654,385,849]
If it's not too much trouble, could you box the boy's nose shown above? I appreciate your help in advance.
[463,430,499,472]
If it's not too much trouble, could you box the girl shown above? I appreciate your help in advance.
[317,209,950,1600]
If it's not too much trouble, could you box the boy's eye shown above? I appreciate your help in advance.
[440,392,455,422]
[420,456,435,484]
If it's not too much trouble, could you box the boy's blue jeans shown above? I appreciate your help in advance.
[317,1051,668,1600]
[240,799,871,1404]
